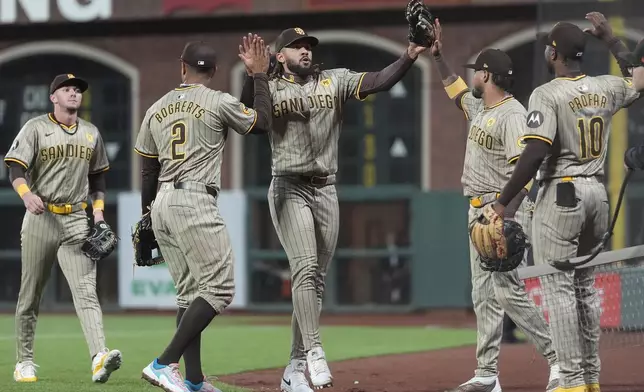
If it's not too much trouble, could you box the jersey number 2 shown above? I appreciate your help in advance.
[171,122,187,160]
[577,117,604,159]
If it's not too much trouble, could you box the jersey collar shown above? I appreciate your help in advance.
[484,95,513,110]
[48,113,78,134]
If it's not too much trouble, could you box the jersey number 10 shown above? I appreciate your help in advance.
[171,122,187,160]
[577,117,604,160]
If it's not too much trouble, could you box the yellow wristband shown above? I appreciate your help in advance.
[92,200,105,211]
[445,77,468,99]
[17,184,30,198]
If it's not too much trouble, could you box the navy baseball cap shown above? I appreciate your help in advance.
[50,73,88,94]
[617,38,644,67]
[464,49,514,76]
[537,22,586,59]
[180,41,217,69]
[274,27,319,52]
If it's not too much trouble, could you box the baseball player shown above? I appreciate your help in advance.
[135,40,272,392]
[4,74,122,383]
[237,23,430,392]
[430,20,559,392]
[620,38,644,170]
[493,20,639,392]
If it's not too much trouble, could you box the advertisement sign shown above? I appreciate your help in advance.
[117,191,248,310]
[524,272,622,328]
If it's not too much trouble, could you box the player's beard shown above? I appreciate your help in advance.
[471,87,483,99]
[285,58,314,77]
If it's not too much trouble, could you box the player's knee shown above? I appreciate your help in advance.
[198,286,234,314]
[290,259,317,290]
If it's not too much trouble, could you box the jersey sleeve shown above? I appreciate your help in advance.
[502,111,527,163]
[218,93,258,135]
[90,132,110,174]
[134,110,159,158]
[334,68,367,102]
[458,92,485,121]
[604,75,641,112]
[521,87,556,146]
[4,120,37,170]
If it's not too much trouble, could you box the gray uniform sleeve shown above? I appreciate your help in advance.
[458,92,484,121]
[522,87,557,146]
[90,132,110,174]
[503,111,527,164]
[134,111,159,158]
[4,121,37,169]
[218,93,258,135]
[603,75,641,112]
[335,68,367,103]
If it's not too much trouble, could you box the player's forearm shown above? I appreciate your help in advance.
[141,156,161,214]
[357,52,416,98]
[251,73,272,133]
[8,162,31,198]
[498,140,550,207]
[504,188,528,220]
[431,54,459,87]
[605,36,632,77]
[88,172,106,221]
[240,75,255,108]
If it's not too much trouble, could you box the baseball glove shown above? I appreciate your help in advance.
[82,221,118,262]
[469,204,528,272]
[405,0,436,47]
[131,210,164,267]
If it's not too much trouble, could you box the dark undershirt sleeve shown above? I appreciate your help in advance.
[141,156,161,214]
[498,140,550,207]
[88,172,106,194]
[8,161,26,183]
[357,52,416,99]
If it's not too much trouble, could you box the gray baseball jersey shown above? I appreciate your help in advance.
[135,84,257,191]
[266,68,364,366]
[4,113,110,362]
[268,68,365,176]
[5,113,109,203]
[459,94,527,197]
[453,92,557,381]
[135,84,259,313]
[524,74,640,388]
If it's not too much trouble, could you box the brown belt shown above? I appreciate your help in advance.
[161,182,218,198]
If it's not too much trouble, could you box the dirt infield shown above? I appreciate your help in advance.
[219,312,644,392]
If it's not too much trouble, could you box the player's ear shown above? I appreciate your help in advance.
[49,93,56,104]
[276,52,286,64]
[483,71,490,84]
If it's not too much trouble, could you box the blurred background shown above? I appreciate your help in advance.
[0,0,643,317]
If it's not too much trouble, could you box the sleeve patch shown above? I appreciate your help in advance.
[526,110,545,128]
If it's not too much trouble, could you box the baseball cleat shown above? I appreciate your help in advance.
[546,364,560,392]
[445,376,502,392]
[185,377,222,392]
[92,348,123,383]
[142,359,191,392]
[281,359,314,392]
[14,361,39,382]
[306,347,333,389]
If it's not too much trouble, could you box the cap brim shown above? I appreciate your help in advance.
[284,36,319,49]
[54,78,89,93]
[536,32,551,46]
[463,63,478,70]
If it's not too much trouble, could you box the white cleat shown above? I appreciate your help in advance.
[14,361,39,382]
[142,359,191,392]
[92,348,123,383]
[546,365,560,392]
[306,347,333,389]
[281,359,314,392]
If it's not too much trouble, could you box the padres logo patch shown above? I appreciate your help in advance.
[486,118,495,127]
[517,138,526,148]
[67,73,75,79]
[86,132,94,142]
[240,103,251,115]
[320,78,331,87]
[294,27,305,35]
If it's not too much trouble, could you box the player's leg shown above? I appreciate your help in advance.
[153,215,209,392]
[56,212,121,383]
[532,181,586,389]
[268,178,318,392]
[14,212,58,382]
[448,206,503,392]
[575,183,609,388]
[302,184,340,388]
[146,190,233,392]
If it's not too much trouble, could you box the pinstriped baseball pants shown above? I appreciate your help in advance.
[268,176,339,360]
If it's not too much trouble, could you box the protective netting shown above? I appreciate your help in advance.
[518,245,644,391]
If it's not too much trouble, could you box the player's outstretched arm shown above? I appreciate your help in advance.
[585,12,632,77]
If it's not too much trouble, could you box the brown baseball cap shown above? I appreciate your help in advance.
[275,27,319,52]
[49,73,88,94]
[537,22,587,60]
[463,49,514,76]
[180,41,217,69]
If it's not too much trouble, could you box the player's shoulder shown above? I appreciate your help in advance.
[499,99,527,117]
[78,117,100,132]
[23,114,50,128]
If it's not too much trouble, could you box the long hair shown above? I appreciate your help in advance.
[269,56,322,86]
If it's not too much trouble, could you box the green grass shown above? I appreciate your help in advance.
[0,314,476,392]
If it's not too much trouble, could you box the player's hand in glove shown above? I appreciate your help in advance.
[469,203,528,272]
[132,210,164,266]
[405,0,436,57]
[82,221,118,262]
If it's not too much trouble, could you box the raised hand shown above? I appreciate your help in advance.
[429,18,443,58]
[584,12,614,41]
[238,33,270,75]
